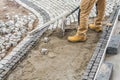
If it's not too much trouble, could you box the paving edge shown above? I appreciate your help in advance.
[82,6,120,80]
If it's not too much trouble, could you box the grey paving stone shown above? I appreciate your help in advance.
[85,69,91,74]
[102,41,108,46]
[87,78,93,80]
[93,64,98,68]
[2,66,10,73]
[95,57,101,63]
[1,70,8,77]
[18,52,25,56]
[7,57,16,64]
[92,53,98,58]
[0,64,4,69]
[90,56,96,61]
[92,66,98,72]
[82,75,88,80]
[97,54,103,58]
[89,73,95,79]
[93,63,99,66]
[0,69,4,74]
[100,33,106,38]
[91,67,97,73]
[12,58,19,63]
[84,72,89,76]
[96,62,113,80]
[118,15,120,21]
[87,64,93,70]
[6,64,13,69]
[9,62,16,67]
[106,35,120,54]
[0,60,9,65]
[18,48,25,54]
[105,36,110,40]
[16,56,23,61]
[96,43,102,47]
[89,60,94,64]
[86,66,92,70]
[3,63,9,68]
[0,74,3,80]
[3,55,13,61]
[99,49,104,55]
[0,77,2,80]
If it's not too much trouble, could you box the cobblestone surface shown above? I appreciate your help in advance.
[17,0,120,29]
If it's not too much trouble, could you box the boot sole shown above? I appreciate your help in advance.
[89,28,102,33]
[68,38,87,43]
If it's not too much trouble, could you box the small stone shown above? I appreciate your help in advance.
[3,7,7,10]
[28,13,36,20]
[48,52,56,58]
[2,49,6,53]
[14,15,20,22]
[0,21,5,28]
[43,37,49,43]
[0,53,6,58]
[1,45,5,50]
[0,64,3,68]
[5,20,14,27]
[28,22,33,30]
[5,13,11,19]
[2,27,7,34]
[41,48,48,55]
[0,48,2,52]
[11,41,17,47]
[106,23,112,27]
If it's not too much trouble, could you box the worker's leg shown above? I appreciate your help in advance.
[68,0,97,42]
[96,0,106,25]
[89,0,106,32]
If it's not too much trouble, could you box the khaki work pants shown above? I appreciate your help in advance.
[78,0,106,34]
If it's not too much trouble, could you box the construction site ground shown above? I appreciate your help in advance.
[7,23,101,80]
[2,0,120,80]
[0,0,102,80]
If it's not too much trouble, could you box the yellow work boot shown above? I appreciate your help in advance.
[89,24,102,32]
[68,33,87,42]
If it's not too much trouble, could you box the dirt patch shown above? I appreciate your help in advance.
[0,0,28,21]
[7,23,101,80]
[0,0,38,27]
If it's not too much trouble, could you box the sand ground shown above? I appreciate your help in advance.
[7,23,101,80]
